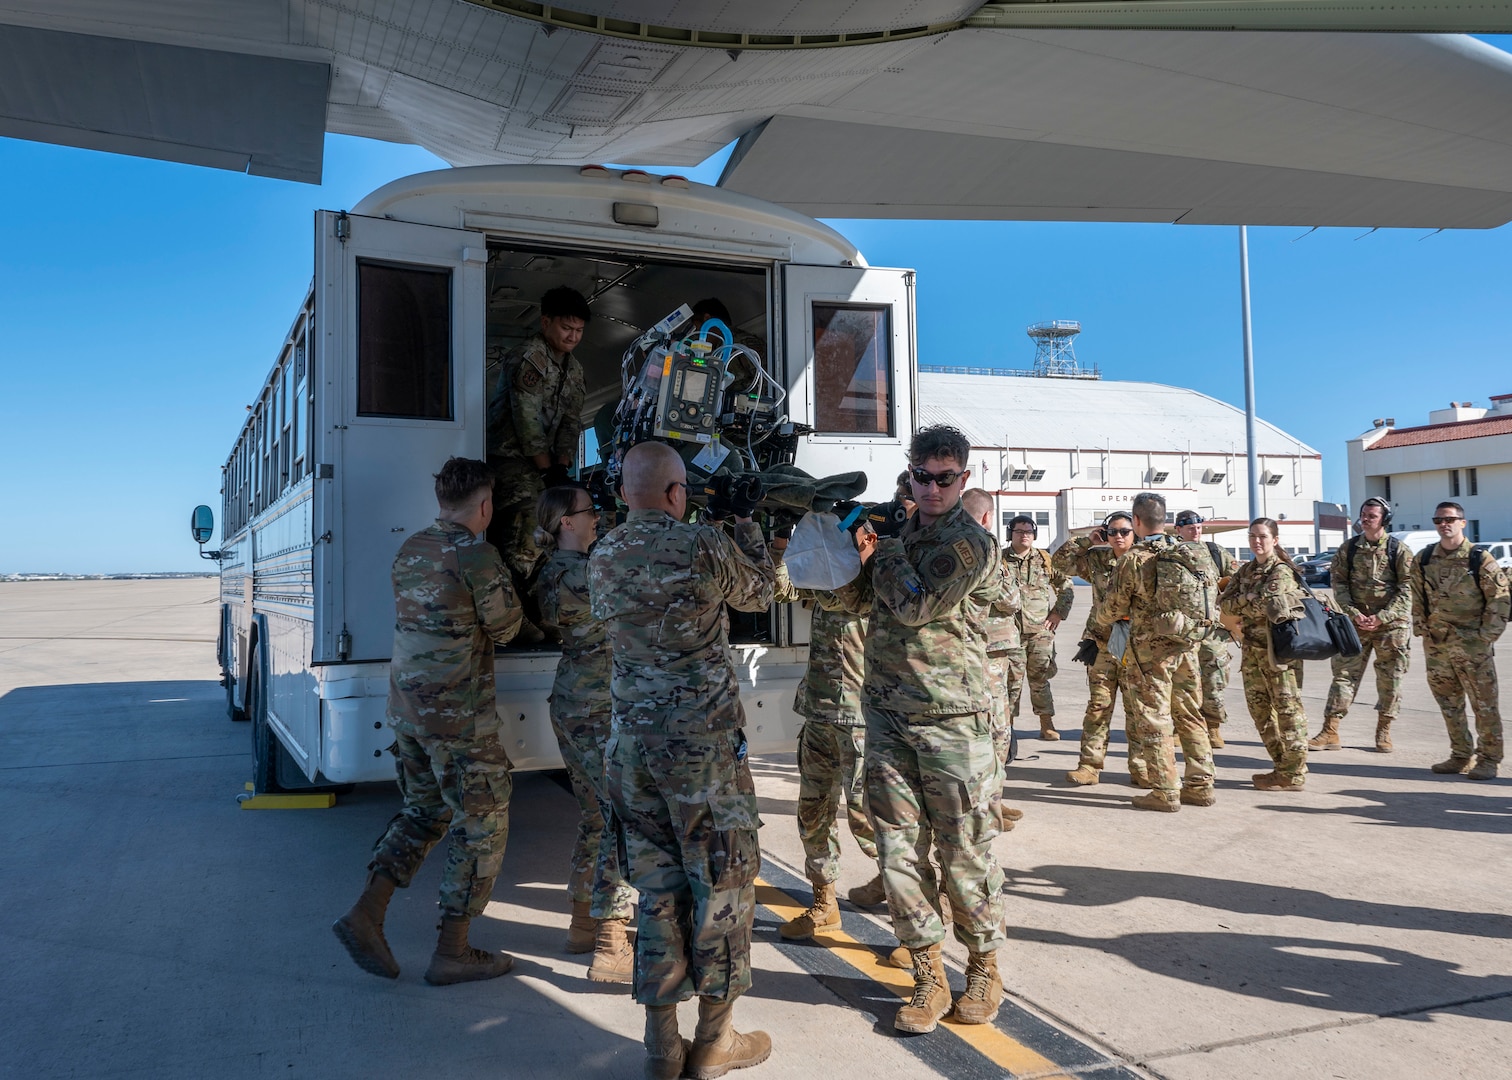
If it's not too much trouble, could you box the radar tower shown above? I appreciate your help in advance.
[1027,320,1098,378]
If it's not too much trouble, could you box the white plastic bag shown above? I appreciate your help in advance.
[783,511,862,592]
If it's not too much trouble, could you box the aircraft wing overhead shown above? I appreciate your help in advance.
[4,2,1512,226]
[716,30,1512,228]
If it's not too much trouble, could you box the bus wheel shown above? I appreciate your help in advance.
[247,643,279,794]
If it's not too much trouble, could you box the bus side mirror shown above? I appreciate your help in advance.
[191,505,215,545]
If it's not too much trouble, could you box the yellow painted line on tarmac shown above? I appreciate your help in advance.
[755,881,1075,1080]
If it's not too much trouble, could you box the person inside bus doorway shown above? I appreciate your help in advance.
[486,286,590,643]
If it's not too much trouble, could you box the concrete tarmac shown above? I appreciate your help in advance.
[1,578,1508,1079]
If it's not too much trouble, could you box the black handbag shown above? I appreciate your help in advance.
[1326,609,1363,657]
[1272,595,1339,661]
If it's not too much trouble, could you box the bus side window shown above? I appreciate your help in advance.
[812,303,892,435]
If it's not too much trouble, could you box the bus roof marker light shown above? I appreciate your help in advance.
[579,165,612,177]
[660,175,690,189]
[620,170,652,183]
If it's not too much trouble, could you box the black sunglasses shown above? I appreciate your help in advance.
[909,466,964,488]
[1432,516,1463,525]
[1105,527,1134,538]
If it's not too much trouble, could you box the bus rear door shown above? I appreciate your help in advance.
[782,265,917,500]
[312,211,487,665]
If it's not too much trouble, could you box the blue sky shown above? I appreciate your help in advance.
[2,74,1509,572]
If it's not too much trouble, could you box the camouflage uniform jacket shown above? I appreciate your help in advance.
[486,333,585,467]
[774,562,869,726]
[387,520,523,739]
[1005,545,1073,634]
[857,502,1002,717]
[983,553,1025,656]
[1098,534,1198,661]
[1054,534,1121,645]
[535,548,610,725]
[1218,553,1307,652]
[588,509,775,736]
[1330,535,1414,627]
[1410,542,1510,644]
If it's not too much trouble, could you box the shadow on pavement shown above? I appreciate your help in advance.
[1259,787,1512,834]
[1003,865,1512,940]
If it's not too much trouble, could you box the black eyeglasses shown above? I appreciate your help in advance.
[909,466,963,488]
[1105,528,1134,538]
[566,506,597,518]
[1432,516,1463,525]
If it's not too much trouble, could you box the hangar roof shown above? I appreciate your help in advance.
[916,371,1318,457]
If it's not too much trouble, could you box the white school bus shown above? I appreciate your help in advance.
[201,165,917,792]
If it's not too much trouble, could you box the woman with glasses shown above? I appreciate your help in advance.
[533,484,635,981]
[1218,517,1311,791]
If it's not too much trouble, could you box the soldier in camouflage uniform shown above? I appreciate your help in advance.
[1003,515,1074,740]
[1055,512,1144,787]
[533,484,635,984]
[962,489,1026,830]
[852,426,1006,1035]
[1312,498,1415,753]
[588,441,775,1080]
[332,457,523,985]
[769,552,884,936]
[1175,511,1238,748]
[1218,517,1310,791]
[1411,501,1508,781]
[486,286,590,603]
[1097,493,1217,811]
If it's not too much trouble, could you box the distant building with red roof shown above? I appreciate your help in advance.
[1348,394,1512,542]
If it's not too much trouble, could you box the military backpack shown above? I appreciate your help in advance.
[1149,538,1218,646]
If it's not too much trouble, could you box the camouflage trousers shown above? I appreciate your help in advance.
[1197,637,1232,727]
[605,728,760,1006]
[1325,624,1411,723]
[1423,635,1503,764]
[551,710,635,920]
[1077,645,1142,772]
[795,720,878,884]
[485,460,545,580]
[864,707,1005,954]
[369,727,513,918]
[1011,630,1058,719]
[1239,646,1308,780]
[1125,644,1214,795]
[986,649,1026,769]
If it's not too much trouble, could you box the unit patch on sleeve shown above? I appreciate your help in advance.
[929,553,958,581]
[517,364,543,391]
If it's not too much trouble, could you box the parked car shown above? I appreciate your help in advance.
[1297,553,1334,587]
[1485,540,1512,570]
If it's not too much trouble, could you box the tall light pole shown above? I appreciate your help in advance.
[1239,225,1260,522]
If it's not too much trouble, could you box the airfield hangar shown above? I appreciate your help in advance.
[916,368,1332,559]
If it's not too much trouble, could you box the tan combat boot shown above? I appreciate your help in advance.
[1179,786,1216,807]
[1000,804,1024,822]
[848,874,887,908]
[1467,757,1499,781]
[953,950,1004,1025]
[1253,772,1305,792]
[1374,719,1394,753]
[1430,756,1472,775]
[686,997,772,1079]
[894,944,952,1034]
[1038,715,1061,741]
[1207,724,1225,749]
[779,881,840,940]
[565,899,597,954]
[1307,716,1342,751]
[423,915,515,985]
[997,804,1017,832]
[1132,791,1180,813]
[1065,764,1101,786]
[643,1003,690,1080]
[331,869,400,979]
[587,917,634,984]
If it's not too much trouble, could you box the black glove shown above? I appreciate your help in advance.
[1073,638,1099,665]
[540,462,572,488]
[704,473,766,520]
[865,498,909,539]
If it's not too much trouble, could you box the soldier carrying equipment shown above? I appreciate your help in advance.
[1149,539,1219,648]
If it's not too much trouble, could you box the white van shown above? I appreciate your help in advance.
[1484,541,1512,570]
[1389,530,1440,555]
[199,165,918,793]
